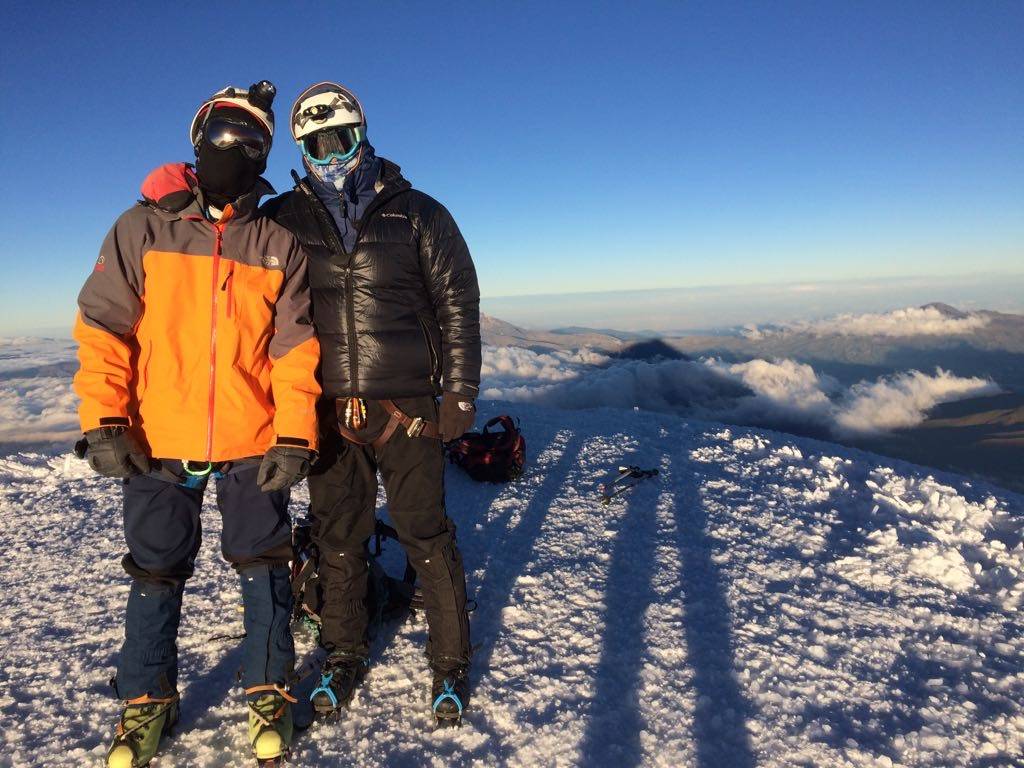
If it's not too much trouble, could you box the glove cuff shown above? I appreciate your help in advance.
[87,424,128,440]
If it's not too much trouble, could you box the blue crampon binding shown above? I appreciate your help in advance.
[432,679,464,717]
[310,671,338,708]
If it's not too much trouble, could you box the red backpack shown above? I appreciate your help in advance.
[448,416,526,482]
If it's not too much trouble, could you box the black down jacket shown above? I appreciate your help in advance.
[261,160,481,400]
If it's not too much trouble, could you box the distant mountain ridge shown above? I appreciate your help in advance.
[484,306,1024,386]
[481,314,624,353]
[919,302,970,319]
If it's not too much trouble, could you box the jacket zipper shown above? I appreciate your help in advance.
[206,226,223,460]
[344,191,406,393]
[418,315,439,383]
[295,175,408,396]
[345,266,358,391]
[222,271,234,319]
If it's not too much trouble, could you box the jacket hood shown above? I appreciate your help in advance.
[140,163,274,221]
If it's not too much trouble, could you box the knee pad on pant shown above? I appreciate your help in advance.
[224,539,293,572]
[122,553,192,586]
[320,548,370,586]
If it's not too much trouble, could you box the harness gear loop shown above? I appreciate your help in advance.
[334,398,440,451]
[183,460,214,477]
[344,397,367,430]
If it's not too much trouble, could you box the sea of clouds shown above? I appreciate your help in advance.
[742,305,991,339]
[0,330,1003,450]
[480,346,1001,440]
[0,337,80,447]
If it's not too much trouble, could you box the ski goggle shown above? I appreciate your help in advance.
[202,115,271,159]
[300,125,365,165]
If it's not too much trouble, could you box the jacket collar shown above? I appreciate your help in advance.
[139,163,275,223]
[302,155,410,201]
[376,158,411,196]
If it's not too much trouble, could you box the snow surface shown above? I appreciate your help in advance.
[1,402,1022,767]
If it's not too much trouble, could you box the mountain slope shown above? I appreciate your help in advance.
[1,402,1021,767]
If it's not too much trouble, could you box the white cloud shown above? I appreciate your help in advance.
[744,306,991,339]
[833,369,1003,437]
[701,357,840,434]
[0,338,81,447]
[0,336,78,374]
[0,375,80,445]
[480,346,609,383]
[479,345,1001,440]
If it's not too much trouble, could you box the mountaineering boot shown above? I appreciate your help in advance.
[106,693,179,768]
[310,650,368,717]
[246,685,295,765]
[431,658,470,725]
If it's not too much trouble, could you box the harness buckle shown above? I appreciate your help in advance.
[406,417,425,439]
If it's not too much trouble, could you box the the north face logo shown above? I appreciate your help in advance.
[262,255,281,268]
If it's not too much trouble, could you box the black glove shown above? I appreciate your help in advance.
[257,445,314,492]
[439,391,476,442]
[82,425,151,479]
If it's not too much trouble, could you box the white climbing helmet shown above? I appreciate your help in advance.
[290,81,365,141]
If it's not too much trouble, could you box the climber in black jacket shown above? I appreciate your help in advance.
[261,81,479,723]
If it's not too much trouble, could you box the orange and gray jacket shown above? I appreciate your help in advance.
[74,163,321,462]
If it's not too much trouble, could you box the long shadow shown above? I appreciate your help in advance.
[452,415,569,573]
[340,429,584,768]
[673,461,757,768]
[577,465,658,766]
[469,429,582,684]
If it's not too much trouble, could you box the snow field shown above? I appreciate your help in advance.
[0,402,1021,767]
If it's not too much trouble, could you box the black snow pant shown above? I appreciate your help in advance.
[307,396,471,666]
[114,463,295,700]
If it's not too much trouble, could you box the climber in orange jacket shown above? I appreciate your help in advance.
[73,81,319,768]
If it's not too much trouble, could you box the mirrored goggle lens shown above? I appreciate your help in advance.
[203,117,270,158]
[302,126,364,161]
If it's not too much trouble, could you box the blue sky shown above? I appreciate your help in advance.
[1,1,1021,333]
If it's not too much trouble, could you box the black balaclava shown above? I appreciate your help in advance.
[194,106,267,208]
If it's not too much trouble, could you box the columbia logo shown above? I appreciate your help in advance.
[381,212,408,220]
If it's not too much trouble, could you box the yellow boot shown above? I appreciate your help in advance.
[246,685,295,765]
[106,693,179,768]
